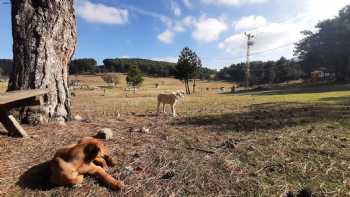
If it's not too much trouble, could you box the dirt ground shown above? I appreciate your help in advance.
[0,75,350,196]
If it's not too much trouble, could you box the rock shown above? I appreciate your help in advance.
[121,166,134,177]
[141,126,150,134]
[95,128,113,140]
[56,117,66,126]
[129,127,140,133]
[160,170,175,179]
[218,139,239,149]
[74,114,84,121]
[129,127,151,134]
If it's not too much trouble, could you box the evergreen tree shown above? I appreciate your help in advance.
[175,47,202,94]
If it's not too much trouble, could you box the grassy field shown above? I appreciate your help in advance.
[0,75,350,196]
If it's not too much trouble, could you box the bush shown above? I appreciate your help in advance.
[101,73,122,87]
[126,65,144,87]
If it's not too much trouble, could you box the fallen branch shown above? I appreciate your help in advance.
[187,147,215,154]
[167,146,215,154]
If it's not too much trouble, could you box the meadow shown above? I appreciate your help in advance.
[0,75,349,196]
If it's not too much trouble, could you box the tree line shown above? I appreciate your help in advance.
[295,5,350,82]
[216,57,304,85]
[0,59,13,78]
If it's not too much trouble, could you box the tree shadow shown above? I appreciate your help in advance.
[252,84,350,96]
[318,96,350,104]
[17,161,56,190]
[180,102,350,132]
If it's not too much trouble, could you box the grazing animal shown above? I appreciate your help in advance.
[157,90,185,117]
[50,137,124,190]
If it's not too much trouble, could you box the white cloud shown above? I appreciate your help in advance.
[234,15,267,31]
[220,22,301,55]
[171,1,182,17]
[75,0,128,25]
[182,0,192,8]
[192,17,228,43]
[301,0,349,25]
[173,16,194,32]
[201,0,270,6]
[219,0,350,62]
[158,30,174,44]
[120,55,130,58]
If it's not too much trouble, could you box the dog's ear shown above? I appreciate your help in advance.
[84,143,100,163]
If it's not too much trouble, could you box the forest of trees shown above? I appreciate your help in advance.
[216,57,304,85]
[0,59,13,78]
[0,57,216,80]
[102,58,176,77]
[69,58,97,74]
[295,5,350,81]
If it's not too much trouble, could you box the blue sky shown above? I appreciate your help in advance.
[0,0,349,69]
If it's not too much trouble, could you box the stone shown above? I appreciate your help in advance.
[160,170,175,179]
[96,128,113,140]
[141,126,150,134]
[74,114,84,121]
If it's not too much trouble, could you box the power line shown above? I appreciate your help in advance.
[207,42,295,62]
[250,42,295,56]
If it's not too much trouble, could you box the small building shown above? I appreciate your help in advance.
[310,69,335,82]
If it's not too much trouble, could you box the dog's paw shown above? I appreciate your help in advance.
[72,184,83,188]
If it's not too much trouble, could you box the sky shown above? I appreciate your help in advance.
[0,0,349,70]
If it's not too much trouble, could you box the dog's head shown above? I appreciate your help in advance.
[83,143,100,163]
[79,137,116,167]
[175,90,185,98]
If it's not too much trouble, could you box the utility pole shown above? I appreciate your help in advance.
[244,32,254,87]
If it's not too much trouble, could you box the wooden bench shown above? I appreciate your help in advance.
[0,89,49,137]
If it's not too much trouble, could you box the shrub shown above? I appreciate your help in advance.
[101,73,122,87]
[126,65,144,87]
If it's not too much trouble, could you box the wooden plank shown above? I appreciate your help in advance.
[2,96,45,109]
[0,107,28,138]
[0,89,49,105]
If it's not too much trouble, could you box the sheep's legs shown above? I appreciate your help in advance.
[157,101,160,115]
[171,104,176,117]
[162,104,166,113]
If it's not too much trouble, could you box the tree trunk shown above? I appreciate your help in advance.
[185,80,190,94]
[9,0,76,123]
[192,79,196,93]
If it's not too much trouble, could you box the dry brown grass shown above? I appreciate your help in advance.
[0,75,350,196]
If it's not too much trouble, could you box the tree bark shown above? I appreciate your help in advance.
[192,79,196,93]
[9,0,76,123]
[185,80,190,94]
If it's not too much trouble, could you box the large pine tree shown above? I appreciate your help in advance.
[9,0,76,123]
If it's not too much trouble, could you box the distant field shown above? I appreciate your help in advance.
[1,75,350,196]
[0,81,7,93]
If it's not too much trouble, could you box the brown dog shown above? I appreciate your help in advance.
[50,137,124,190]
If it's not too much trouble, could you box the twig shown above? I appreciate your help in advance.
[167,146,215,154]
[186,147,215,154]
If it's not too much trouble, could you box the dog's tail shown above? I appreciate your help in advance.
[83,143,100,163]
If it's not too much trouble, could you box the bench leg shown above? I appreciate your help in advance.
[0,108,28,138]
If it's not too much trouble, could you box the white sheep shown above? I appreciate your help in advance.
[157,90,185,117]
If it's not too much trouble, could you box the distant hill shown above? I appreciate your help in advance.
[1,58,217,80]
[0,59,13,77]
[102,58,176,77]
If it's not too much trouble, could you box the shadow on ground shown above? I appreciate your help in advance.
[318,96,350,104]
[17,161,56,190]
[181,102,350,132]
[250,84,350,96]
